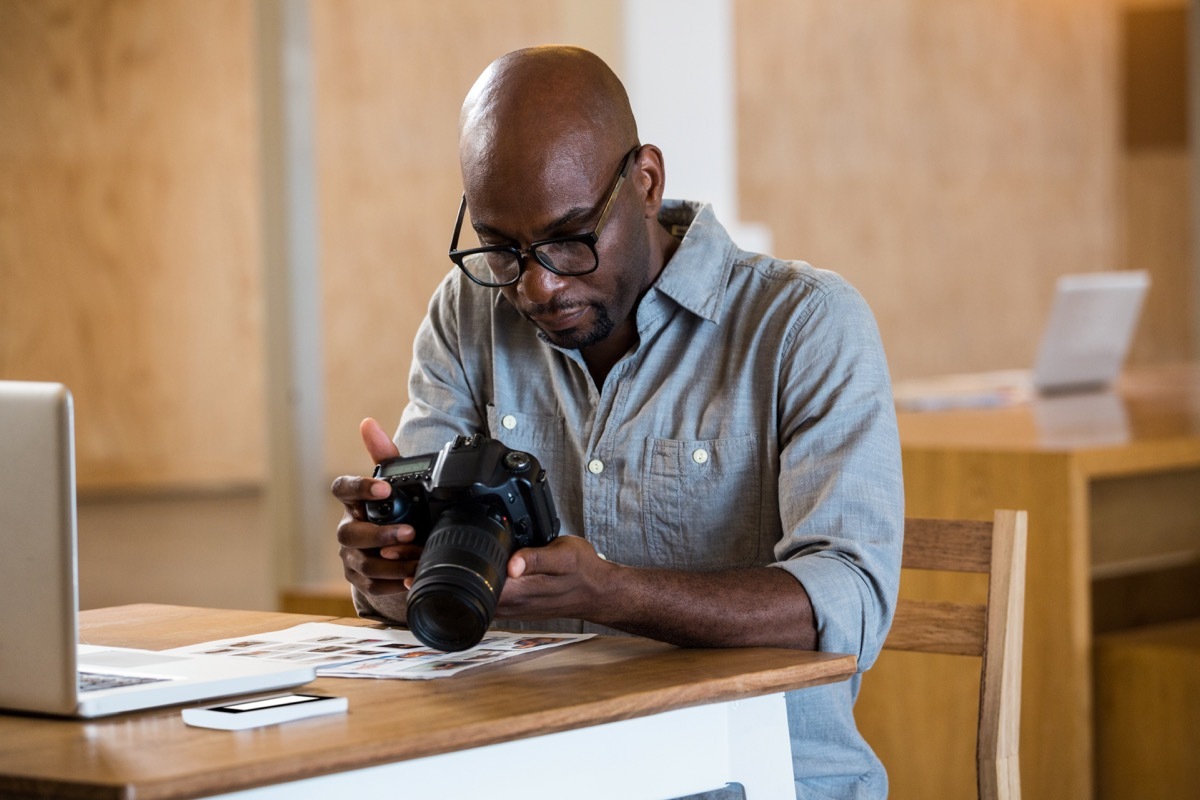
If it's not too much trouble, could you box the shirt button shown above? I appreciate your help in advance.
[587,459,605,475]
[501,415,517,430]
[692,448,709,465]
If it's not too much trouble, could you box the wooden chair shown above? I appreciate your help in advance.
[883,510,1028,800]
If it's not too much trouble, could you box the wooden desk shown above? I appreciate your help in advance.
[856,364,1200,800]
[0,604,857,799]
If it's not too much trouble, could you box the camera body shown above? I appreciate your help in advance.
[365,433,559,548]
[364,434,560,652]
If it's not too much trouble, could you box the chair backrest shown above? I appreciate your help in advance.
[885,510,1028,800]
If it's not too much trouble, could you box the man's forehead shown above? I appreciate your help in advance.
[462,145,609,230]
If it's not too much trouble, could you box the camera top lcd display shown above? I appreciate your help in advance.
[379,455,433,479]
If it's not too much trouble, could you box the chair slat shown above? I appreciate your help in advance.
[902,518,993,573]
[886,599,987,656]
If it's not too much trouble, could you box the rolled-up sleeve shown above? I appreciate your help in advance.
[770,281,904,670]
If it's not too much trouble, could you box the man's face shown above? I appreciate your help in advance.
[461,147,651,351]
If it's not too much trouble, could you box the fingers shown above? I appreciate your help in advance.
[331,418,412,600]
[337,515,421,597]
[339,546,415,596]
[496,537,609,621]
[330,473,391,504]
[335,511,415,549]
[360,417,400,463]
[329,418,399,509]
[507,535,590,579]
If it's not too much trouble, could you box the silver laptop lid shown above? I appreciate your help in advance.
[0,381,80,714]
[1032,270,1150,393]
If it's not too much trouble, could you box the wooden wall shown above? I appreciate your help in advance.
[0,0,265,491]
[737,0,1126,380]
[1,1,1194,609]
[1120,0,1194,364]
[313,0,564,474]
[0,0,270,610]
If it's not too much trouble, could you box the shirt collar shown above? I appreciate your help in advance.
[650,200,737,324]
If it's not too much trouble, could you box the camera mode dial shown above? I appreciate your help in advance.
[503,451,532,473]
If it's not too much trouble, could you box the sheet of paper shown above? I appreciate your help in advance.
[892,369,1035,412]
[165,622,593,680]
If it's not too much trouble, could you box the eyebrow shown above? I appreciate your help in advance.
[472,204,598,243]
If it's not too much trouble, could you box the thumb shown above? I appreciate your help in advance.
[508,550,528,579]
[509,541,566,578]
[360,417,400,463]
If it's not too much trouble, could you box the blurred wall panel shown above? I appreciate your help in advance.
[1120,1,1194,365]
[0,0,266,490]
[312,1,578,476]
[736,0,1121,380]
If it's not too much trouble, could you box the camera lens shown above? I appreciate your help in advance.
[406,506,512,652]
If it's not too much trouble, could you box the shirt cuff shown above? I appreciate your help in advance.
[772,554,875,669]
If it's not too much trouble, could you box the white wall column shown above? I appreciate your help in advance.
[257,0,328,590]
[621,0,771,253]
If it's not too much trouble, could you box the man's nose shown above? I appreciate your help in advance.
[516,255,568,306]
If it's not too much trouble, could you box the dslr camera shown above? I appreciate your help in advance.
[364,434,560,652]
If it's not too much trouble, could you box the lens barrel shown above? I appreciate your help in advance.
[406,507,512,652]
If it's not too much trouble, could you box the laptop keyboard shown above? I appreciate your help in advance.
[78,671,170,692]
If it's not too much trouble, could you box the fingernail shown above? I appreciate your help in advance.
[370,481,391,498]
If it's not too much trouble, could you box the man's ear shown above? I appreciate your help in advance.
[632,144,667,218]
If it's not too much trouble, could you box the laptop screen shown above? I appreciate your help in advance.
[0,381,80,715]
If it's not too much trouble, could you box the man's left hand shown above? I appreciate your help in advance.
[497,535,614,621]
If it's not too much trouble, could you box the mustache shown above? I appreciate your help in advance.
[523,298,588,317]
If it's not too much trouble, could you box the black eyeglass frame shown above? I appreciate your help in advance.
[447,146,640,288]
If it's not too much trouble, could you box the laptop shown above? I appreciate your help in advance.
[1030,270,1150,393]
[0,381,315,718]
[893,270,1150,411]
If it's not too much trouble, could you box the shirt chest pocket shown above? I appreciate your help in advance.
[640,435,764,570]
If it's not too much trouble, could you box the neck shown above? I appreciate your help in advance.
[580,222,679,388]
[581,324,635,388]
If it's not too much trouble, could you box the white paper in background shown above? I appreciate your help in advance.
[165,622,593,680]
[892,369,1036,412]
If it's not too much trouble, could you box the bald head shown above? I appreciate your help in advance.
[458,46,639,196]
[451,47,675,368]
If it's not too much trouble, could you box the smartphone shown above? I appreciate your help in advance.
[182,693,347,730]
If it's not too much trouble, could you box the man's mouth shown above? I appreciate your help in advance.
[531,305,588,332]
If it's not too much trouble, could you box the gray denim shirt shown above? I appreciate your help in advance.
[358,201,903,799]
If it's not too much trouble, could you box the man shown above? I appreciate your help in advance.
[333,45,903,799]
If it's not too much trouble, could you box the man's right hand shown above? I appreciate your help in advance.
[331,418,421,600]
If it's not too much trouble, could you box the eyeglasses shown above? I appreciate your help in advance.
[447,146,639,288]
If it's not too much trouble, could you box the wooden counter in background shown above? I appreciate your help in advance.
[856,363,1200,800]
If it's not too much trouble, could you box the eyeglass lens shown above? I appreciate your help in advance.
[459,240,599,286]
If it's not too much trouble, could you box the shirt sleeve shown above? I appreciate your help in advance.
[769,278,904,671]
[395,271,488,452]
